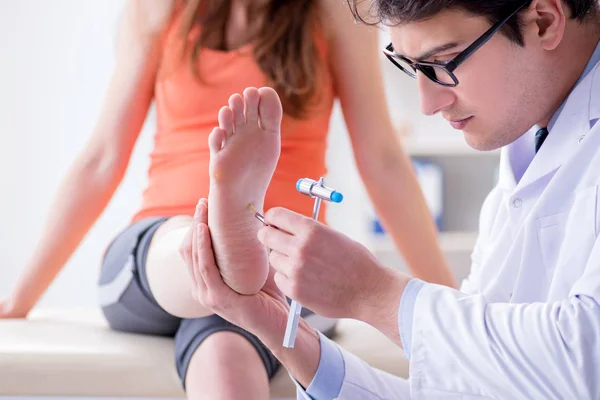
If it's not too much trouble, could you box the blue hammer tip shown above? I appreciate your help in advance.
[331,191,343,203]
[296,179,303,192]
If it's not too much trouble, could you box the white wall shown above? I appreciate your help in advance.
[1,0,154,307]
[0,1,368,308]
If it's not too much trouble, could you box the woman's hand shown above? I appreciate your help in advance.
[0,297,30,319]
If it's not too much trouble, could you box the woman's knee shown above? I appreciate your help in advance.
[191,331,264,365]
[185,331,269,399]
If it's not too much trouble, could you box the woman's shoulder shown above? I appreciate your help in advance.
[120,0,180,41]
[315,0,358,41]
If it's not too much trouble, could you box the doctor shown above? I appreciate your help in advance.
[183,0,600,398]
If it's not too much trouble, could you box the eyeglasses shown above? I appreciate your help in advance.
[383,1,530,87]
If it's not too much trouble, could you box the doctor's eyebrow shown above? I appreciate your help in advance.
[411,42,461,61]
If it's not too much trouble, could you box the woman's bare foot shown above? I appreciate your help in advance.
[207,87,282,295]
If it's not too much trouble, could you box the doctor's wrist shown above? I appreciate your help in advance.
[268,318,321,389]
[357,267,410,347]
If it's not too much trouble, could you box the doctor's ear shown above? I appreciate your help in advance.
[522,0,567,51]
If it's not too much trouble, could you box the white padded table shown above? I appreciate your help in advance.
[0,309,408,398]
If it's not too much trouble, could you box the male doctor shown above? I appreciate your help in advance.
[183,0,600,398]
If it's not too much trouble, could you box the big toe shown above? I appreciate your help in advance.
[243,87,260,124]
[258,87,283,132]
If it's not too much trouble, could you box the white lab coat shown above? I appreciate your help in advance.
[299,58,600,399]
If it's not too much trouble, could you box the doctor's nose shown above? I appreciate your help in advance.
[417,73,456,116]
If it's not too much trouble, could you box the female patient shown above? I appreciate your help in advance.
[0,0,455,398]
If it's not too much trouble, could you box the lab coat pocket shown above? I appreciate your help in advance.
[536,212,567,274]
[560,186,600,261]
[560,186,599,245]
[538,186,599,293]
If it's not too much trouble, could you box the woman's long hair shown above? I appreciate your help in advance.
[175,0,323,119]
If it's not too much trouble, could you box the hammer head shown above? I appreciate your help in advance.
[296,178,343,203]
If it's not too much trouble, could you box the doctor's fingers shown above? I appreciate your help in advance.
[269,250,314,299]
[258,225,298,256]
[185,203,208,290]
[180,199,207,268]
[268,250,294,280]
[192,223,228,312]
[191,224,205,300]
[264,207,314,235]
[272,266,309,302]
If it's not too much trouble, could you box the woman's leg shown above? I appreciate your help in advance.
[144,87,283,316]
[143,216,278,400]
[144,88,284,396]
[145,215,213,319]
[185,331,270,400]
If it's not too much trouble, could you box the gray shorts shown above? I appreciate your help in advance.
[98,217,336,389]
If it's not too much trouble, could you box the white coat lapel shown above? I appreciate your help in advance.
[516,66,597,192]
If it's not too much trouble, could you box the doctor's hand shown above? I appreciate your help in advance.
[180,199,289,340]
[180,199,321,388]
[259,207,411,346]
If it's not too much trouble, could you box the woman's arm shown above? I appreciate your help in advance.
[320,0,456,287]
[0,0,175,317]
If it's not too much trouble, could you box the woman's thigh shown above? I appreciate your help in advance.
[98,217,182,335]
[145,215,213,319]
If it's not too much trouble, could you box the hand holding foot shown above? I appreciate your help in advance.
[180,197,322,390]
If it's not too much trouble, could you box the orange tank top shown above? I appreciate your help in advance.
[132,15,335,223]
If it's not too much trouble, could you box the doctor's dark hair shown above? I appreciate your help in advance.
[349,0,599,45]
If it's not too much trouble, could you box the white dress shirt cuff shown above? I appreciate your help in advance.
[292,331,345,399]
[399,278,426,359]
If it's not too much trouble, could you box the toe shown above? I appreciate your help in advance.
[243,87,260,124]
[218,107,234,138]
[257,87,283,132]
[208,127,226,154]
[228,93,245,130]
